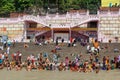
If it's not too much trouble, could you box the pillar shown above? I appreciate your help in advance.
[24,22,28,42]
[69,27,71,40]
[97,10,100,15]
[87,10,89,15]
[119,8,120,15]
[51,28,54,42]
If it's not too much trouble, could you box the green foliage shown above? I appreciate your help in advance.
[0,0,101,17]
[14,0,33,12]
[0,0,15,17]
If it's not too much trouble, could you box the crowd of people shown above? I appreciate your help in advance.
[0,50,120,73]
[0,39,120,74]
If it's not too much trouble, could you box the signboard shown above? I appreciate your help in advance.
[102,0,120,7]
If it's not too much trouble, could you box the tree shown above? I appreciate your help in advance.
[13,0,33,12]
[58,0,66,13]
[0,0,101,17]
[31,0,43,15]
[0,0,15,17]
[87,0,101,14]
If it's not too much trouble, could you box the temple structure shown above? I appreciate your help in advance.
[0,7,120,43]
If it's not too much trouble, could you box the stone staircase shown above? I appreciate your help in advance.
[0,42,120,62]
[0,14,99,28]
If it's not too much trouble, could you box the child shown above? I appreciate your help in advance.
[27,63,32,71]
[7,62,11,71]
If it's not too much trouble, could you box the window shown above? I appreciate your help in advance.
[27,36,31,39]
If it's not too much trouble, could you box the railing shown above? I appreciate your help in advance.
[0,10,120,28]
[35,31,47,37]
[0,15,99,28]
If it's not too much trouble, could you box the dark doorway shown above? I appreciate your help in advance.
[87,21,98,28]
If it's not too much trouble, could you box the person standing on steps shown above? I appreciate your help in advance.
[56,37,58,46]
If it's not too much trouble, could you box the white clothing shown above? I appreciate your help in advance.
[7,47,10,54]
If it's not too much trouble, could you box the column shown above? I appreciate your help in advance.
[119,8,120,15]
[108,9,111,15]
[69,27,71,41]
[97,20,100,42]
[97,10,100,15]
[24,22,28,42]
[51,28,54,42]
[24,30,27,42]
[87,9,89,15]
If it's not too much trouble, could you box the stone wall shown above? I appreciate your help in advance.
[0,22,25,41]
[99,16,120,43]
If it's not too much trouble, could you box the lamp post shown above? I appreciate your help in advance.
[46,0,50,14]
[48,7,50,14]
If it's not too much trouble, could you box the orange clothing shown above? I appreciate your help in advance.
[0,54,2,59]
[93,42,99,48]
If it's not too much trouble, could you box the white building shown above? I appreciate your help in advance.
[0,7,120,43]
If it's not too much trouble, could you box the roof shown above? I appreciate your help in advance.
[100,7,119,11]
[69,9,87,13]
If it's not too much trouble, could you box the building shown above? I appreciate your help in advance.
[0,7,120,43]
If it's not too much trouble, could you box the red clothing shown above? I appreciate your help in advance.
[70,38,73,43]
